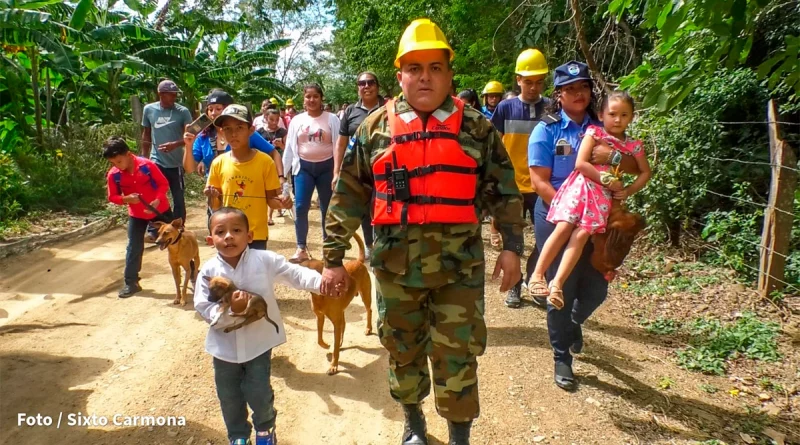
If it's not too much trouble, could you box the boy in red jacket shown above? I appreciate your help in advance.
[104,137,174,298]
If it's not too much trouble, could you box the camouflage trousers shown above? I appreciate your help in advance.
[375,268,487,422]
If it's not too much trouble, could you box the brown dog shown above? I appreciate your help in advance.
[590,201,646,281]
[298,233,373,375]
[152,218,201,306]
[203,276,280,334]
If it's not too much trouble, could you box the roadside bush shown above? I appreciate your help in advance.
[629,68,800,286]
[1,123,139,224]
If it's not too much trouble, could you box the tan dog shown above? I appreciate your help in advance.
[298,233,373,375]
[152,218,201,306]
[203,276,280,334]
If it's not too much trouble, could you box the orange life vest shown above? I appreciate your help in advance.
[372,98,479,226]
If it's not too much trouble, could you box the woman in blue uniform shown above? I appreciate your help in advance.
[528,61,639,389]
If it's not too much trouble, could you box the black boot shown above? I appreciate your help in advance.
[447,420,472,445]
[401,404,427,445]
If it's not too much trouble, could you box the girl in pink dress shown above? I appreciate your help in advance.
[530,91,651,309]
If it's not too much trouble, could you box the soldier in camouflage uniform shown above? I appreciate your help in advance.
[320,19,526,445]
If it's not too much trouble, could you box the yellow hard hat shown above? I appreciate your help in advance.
[269,97,279,105]
[515,49,549,77]
[285,98,295,107]
[394,18,454,68]
[482,81,504,95]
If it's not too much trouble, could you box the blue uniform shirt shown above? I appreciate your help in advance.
[528,109,599,191]
[481,106,494,119]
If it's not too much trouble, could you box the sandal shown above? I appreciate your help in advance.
[528,278,549,298]
[289,248,309,264]
[548,283,565,310]
[268,219,275,226]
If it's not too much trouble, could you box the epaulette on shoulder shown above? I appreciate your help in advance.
[540,113,561,125]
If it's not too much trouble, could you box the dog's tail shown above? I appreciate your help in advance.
[353,232,365,263]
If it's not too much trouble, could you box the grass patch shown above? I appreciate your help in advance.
[640,317,682,335]
[699,383,719,394]
[676,313,781,375]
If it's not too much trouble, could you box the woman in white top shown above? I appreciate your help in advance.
[282,83,340,262]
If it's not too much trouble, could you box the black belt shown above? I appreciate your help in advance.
[391,131,459,144]
[375,192,474,206]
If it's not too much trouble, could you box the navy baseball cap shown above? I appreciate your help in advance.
[157,79,181,93]
[208,90,234,106]
[553,61,592,87]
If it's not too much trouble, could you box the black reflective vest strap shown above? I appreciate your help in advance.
[375,192,474,227]
[374,164,478,181]
[375,192,474,206]
[391,131,459,144]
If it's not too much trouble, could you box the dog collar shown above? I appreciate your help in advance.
[170,229,183,246]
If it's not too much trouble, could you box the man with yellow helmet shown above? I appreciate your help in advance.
[480,80,504,118]
[321,18,525,445]
[490,48,551,309]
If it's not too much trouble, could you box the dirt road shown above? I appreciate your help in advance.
[0,203,780,445]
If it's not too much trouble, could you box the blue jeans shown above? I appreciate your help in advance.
[534,198,608,366]
[213,350,276,441]
[159,165,186,222]
[125,210,174,286]
[294,158,334,248]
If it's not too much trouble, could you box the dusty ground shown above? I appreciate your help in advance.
[1,202,798,445]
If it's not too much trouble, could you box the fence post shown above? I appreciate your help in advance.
[130,95,144,153]
[758,99,797,297]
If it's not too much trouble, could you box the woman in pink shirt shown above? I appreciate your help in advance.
[283,83,341,262]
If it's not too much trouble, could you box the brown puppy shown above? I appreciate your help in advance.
[203,275,280,334]
[298,233,372,375]
[152,218,201,306]
[590,201,646,281]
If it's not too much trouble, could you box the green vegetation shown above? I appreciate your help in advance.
[640,317,681,335]
[676,313,781,375]
[699,383,719,394]
[0,0,293,226]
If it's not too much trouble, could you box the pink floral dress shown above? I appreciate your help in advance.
[546,125,644,234]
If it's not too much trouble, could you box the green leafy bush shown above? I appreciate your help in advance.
[676,313,781,375]
[0,123,138,225]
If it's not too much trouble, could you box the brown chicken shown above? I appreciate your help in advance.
[590,200,646,281]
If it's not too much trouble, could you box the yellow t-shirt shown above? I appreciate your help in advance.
[207,151,281,241]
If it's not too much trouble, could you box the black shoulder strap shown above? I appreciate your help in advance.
[540,113,561,125]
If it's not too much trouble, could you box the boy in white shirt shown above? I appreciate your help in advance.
[195,207,321,445]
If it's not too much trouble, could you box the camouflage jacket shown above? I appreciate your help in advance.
[323,95,525,288]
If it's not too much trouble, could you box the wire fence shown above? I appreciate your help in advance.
[640,116,799,296]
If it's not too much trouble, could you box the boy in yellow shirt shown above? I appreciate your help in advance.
[205,105,292,250]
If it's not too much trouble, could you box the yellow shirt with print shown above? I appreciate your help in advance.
[207,151,281,241]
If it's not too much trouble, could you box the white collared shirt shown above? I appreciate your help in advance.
[194,248,321,363]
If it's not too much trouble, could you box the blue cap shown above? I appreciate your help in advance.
[553,61,591,87]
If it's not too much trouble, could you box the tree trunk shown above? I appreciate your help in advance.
[153,0,174,30]
[111,69,121,122]
[30,47,44,148]
[46,68,52,130]
[570,0,610,92]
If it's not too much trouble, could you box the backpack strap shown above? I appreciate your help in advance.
[138,164,158,190]
[112,171,122,195]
